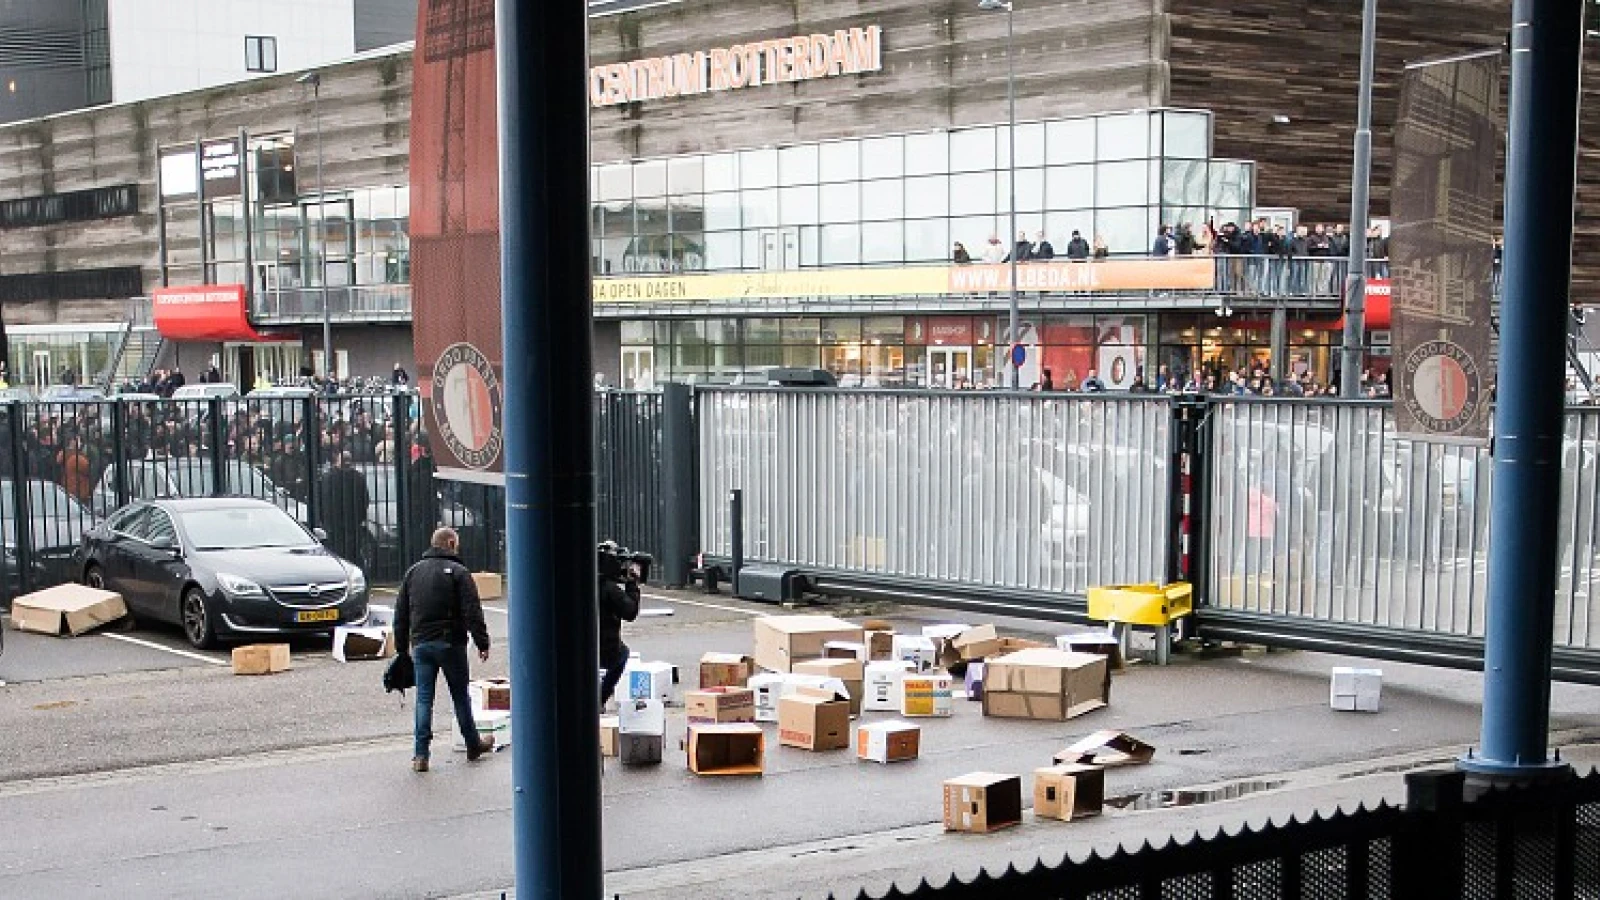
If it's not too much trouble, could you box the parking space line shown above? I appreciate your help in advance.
[640,592,761,617]
[101,633,230,666]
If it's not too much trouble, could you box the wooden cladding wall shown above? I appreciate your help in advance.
[588,0,1167,164]
[1168,0,1600,303]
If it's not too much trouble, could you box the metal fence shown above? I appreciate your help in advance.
[1204,398,1600,655]
[698,388,1172,602]
[594,390,670,560]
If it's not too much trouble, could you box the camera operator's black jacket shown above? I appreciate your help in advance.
[599,577,641,658]
[394,548,491,652]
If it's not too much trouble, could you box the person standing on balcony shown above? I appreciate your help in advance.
[1308,224,1334,294]
[982,235,1006,264]
[1367,226,1389,279]
[1033,231,1055,261]
[1092,234,1109,260]
[1175,223,1196,255]
[1080,368,1106,392]
[952,241,973,264]
[1151,225,1175,258]
[1007,231,1033,263]
[1066,231,1090,261]
[392,362,411,386]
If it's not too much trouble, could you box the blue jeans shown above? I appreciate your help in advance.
[412,640,478,760]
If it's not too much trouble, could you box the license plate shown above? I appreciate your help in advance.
[296,609,340,623]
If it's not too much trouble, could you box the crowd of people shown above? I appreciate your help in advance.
[1025,363,1392,399]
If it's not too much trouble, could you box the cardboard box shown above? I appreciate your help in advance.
[952,625,1003,662]
[857,720,921,763]
[454,710,511,751]
[748,673,788,723]
[231,643,291,675]
[892,635,938,674]
[794,658,865,715]
[10,583,127,636]
[699,652,755,689]
[996,637,1049,654]
[618,698,666,735]
[753,615,865,673]
[332,626,394,662]
[1054,730,1156,767]
[625,661,677,704]
[1331,667,1383,712]
[1056,631,1126,671]
[823,640,869,662]
[686,687,756,724]
[982,649,1110,721]
[964,662,986,701]
[864,660,913,712]
[901,674,955,717]
[922,623,970,642]
[866,629,895,661]
[472,572,503,600]
[942,772,1022,833]
[599,715,620,757]
[1034,764,1105,821]
[777,686,851,751]
[687,723,765,775]
[364,604,394,627]
[469,678,512,712]
[619,732,663,765]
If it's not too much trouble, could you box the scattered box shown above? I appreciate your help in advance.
[699,652,755,689]
[794,658,865,716]
[866,629,895,661]
[753,615,865,673]
[824,640,869,662]
[982,648,1110,721]
[686,687,756,724]
[332,626,394,662]
[1054,730,1156,768]
[687,723,765,775]
[893,635,938,674]
[778,686,852,751]
[10,583,128,637]
[1034,764,1105,821]
[231,643,291,675]
[864,660,914,712]
[857,720,921,764]
[922,623,969,642]
[472,572,503,600]
[942,772,1023,834]
[599,715,620,757]
[364,604,394,628]
[625,661,677,705]
[1331,667,1383,712]
[619,732,663,765]
[901,674,955,718]
[952,625,1003,662]
[618,698,666,735]
[748,672,788,723]
[995,637,1048,654]
[469,678,512,712]
[454,710,511,751]
[964,662,986,701]
[1057,631,1126,671]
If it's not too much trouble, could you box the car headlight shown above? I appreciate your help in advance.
[348,567,367,595]
[217,572,266,597]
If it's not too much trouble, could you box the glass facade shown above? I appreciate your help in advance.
[591,109,1255,275]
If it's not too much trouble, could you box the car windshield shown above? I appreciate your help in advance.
[0,481,84,516]
[181,505,313,550]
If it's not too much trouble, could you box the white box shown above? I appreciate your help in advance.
[331,626,394,662]
[454,710,511,751]
[1330,667,1383,712]
[900,674,955,717]
[857,720,921,763]
[892,635,938,674]
[624,661,677,705]
[922,624,969,642]
[618,698,666,735]
[864,660,914,711]
[364,604,394,628]
[749,673,788,723]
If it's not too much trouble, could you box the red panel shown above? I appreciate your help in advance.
[151,285,287,342]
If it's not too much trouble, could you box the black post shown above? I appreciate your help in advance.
[1164,396,1185,586]
[207,397,227,496]
[660,383,695,587]
[729,488,744,595]
[393,391,412,567]
[6,408,28,599]
[1396,769,1466,899]
[305,395,322,529]
[497,0,599,895]
[110,399,129,511]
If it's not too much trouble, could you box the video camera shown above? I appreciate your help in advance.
[597,540,653,584]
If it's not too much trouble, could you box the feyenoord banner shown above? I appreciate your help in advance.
[1389,50,1501,443]
[409,0,505,482]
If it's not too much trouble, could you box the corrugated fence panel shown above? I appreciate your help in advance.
[699,389,1172,595]
[1206,399,1600,652]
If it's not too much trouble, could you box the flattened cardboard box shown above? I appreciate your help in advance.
[981,648,1109,721]
[1034,763,1104,821]
[753,615,864,673]
[1054,730,1155,767]
[777,687,851,751]
[942,772,1022,833]
[231,643,291,675]
[688,723,765,775]
[857,720,920,763]
[699,652,755,689]
[685,687,756,724]
[10,583,127,636]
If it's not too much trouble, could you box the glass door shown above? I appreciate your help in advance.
[926,346,972,388]
[621,347,656,390]
[31,350,50,392]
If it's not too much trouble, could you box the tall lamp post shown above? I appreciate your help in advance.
[1338,0,1378,398]
[979,0,1020,389]
[297,70,332,380]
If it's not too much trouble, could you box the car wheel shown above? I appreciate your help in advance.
[83,563,137,629]
[181,587,217,650]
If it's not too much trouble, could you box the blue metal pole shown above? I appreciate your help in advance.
[1462,0,1584,779]
[496,0,602,895]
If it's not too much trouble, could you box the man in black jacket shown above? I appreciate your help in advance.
[597,542,642,705]
[394,527,493,772]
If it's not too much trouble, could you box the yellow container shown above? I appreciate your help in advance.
[1086,582,1193,627]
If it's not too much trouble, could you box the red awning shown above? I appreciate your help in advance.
[151,285,296,342]
[1334,277,1391,331]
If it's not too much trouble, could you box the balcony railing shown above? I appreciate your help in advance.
[251,285,414,324]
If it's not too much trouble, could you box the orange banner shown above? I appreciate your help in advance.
[945,259,1215,293]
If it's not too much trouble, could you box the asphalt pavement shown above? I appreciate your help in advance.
[0,588,1597,899]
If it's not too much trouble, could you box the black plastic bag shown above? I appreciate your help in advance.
[384,652,415,694]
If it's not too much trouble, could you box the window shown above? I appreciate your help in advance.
[246,36,278,73]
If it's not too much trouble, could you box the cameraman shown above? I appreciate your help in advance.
[597,542,642,705]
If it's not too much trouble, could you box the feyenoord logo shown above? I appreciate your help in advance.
[1402,339,1483,434]
[431,342,503,469]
